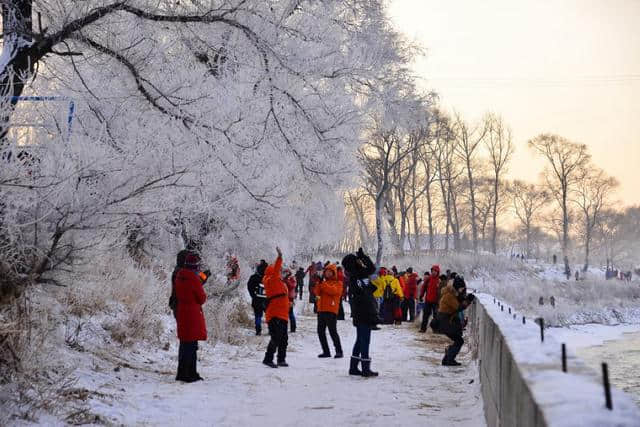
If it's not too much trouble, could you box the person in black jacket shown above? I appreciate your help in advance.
[295,267,305,301]
[247,260,268,335]
[342,248,378,377]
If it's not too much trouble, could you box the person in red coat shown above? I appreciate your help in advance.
[419,264,440,332]
[262,247,290,368]
[175,252,209,382]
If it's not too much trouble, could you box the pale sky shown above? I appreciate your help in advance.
[387,0,640,205]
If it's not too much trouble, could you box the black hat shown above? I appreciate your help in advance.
[341,254,358,273]
[453,276,466,290]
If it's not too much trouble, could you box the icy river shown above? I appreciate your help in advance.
[549,324,640,408]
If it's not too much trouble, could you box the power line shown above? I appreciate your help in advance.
[423,74,640,89]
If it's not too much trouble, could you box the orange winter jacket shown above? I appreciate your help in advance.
[314,265,342,315]
[264,255,289,322]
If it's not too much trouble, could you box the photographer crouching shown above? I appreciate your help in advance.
[434,276,475,366]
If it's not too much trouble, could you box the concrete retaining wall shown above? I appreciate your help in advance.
[470,294,640,427]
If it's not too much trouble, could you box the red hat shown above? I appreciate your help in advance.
[184,252,201,269]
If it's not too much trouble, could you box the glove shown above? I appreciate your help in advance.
[203,269,211,278]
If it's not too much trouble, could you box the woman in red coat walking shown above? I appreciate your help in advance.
[175,252,209,382]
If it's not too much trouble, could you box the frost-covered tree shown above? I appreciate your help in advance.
[0,1,416,292]
[528,134,591,263]
[508,180,549,258]
[573,166,618,271]
[484,113,513,254]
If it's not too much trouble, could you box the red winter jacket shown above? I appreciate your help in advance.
[405,273,418,299]
[175,268,207,341]
[420,265,441,303]
[285,275,297,301]
[419,274,439,303]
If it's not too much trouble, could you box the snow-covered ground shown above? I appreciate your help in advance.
[22,302,484,426]
[547,323,640,407]
[547,323,640,349]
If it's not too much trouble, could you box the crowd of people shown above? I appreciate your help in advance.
[168,246,475,382]
[243,247,475,377]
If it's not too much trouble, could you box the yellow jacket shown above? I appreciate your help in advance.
[372,274,404,299]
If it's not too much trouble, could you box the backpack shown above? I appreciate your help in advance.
[169,268,179,318]
[383,282,393,301]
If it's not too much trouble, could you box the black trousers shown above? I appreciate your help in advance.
[317,312,342,354]
[265,318,288,363]
[296,281,304,300]
[176,341,198,381]
[252,299,265,334]
[402,298,416,321]
[420,302,438,331]
[444,331,464,362]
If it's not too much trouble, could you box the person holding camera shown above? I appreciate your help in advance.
[174,252,210,382]
[247,260,268,335]
[342,248,378,377]
[436,276,473,366]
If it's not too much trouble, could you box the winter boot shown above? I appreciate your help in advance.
[262,358,278,368]
[349,356,362,376]
[361,359,378,377]
[277,361,289,367]
[334,351,343,359]
[318,352,331,358]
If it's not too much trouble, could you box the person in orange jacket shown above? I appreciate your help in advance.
[262,247,290,368]
[314,264,344,358]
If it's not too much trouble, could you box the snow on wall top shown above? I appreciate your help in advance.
[477,293,640,427]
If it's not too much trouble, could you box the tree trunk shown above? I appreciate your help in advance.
[439,178,451,251]
[562,183,569,256]
[450,187,461,250]
[411,165,420,255]
[349,193,369,252]
[466,157,478,251]
[375,192,385,267]
[525,220,532,259]
[1,0,35,140]
[399,208,407,256]
[583,218,591,272]
[491,176,499,254]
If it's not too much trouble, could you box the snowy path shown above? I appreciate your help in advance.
[84,303,485,426]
